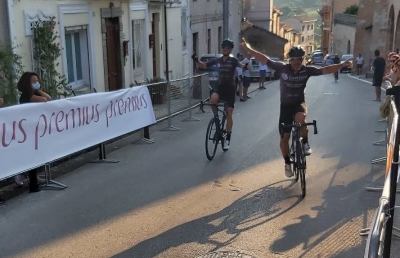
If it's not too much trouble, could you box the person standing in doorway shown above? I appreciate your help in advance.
[356,53,364,75]
[371,50,386,102]
[259,62,268,89]
[241,58,251,101]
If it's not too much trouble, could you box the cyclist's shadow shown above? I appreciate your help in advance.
[113,179,302,258]
[270,174,379,257]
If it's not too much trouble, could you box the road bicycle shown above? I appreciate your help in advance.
[282,120,318,198]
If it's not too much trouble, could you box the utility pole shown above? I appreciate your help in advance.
[163,0,170,81]
[223,0,229,39]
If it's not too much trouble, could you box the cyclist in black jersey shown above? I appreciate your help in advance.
[193,39,241,150]
[241,39,352,177]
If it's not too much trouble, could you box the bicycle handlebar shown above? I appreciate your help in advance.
[281,120,318,135]
[199,101,226,113]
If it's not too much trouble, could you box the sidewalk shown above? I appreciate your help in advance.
[347,73,399,257]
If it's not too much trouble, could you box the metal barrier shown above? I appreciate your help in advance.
[364,84,400,258]
[141,73,209,137]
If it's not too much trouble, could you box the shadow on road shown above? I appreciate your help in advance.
[112,179,302,258]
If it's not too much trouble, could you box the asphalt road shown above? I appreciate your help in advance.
[0,74,390,258]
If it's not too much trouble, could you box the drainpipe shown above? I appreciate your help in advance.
[223,0,229,38]
[163,0,170,81]
[6,0,15,48]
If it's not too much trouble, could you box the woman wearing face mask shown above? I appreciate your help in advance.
[16,72,51,192]
[18,72,51,103]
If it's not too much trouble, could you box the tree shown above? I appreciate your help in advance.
[0,46,23,105]
[32,17,68,99]
[344,5,358,15]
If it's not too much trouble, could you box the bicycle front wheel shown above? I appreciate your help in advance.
[205,118,218,160]
[299,168,306,198]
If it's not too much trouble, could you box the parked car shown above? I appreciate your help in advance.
[199,54,223,88]
[247,57,279,81]
[311,51,324,65]
[324,54,336,66]
[340,54,354,73]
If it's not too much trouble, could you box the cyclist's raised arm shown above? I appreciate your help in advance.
[319,58,353,75]
[192,54,217,70]
[240,39,284,70]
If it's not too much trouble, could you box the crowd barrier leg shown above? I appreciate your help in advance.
[90,143,119,164]
[161,82,180,132]
[183,78,200,122]
[183,109,200,122]
[371,157,387,164]
[40,163,67,190]
[142,126,155,144]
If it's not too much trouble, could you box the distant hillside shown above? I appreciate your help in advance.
[274,0,322,9]
[275,0,321,20]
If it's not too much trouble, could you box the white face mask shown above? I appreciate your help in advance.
[32,82,40,90]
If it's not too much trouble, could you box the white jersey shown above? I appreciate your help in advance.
[235,66,242,76]
[259,64,269,71]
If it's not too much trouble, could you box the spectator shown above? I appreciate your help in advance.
[258,62,269,89]
[17,72,51,192]
[241,58,251,101]
[371,50,386,102]
[235,65,243,98]
[356,53,364,75]
[383,52,400,85]
[333,54,341,81]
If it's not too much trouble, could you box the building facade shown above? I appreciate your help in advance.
[332,13,357,56]
[280,19,301,56]
[319,0,359,55]
[6,0,190,93]
[243,0,273,31]
[354,0,400,70]
[190,0,243,62]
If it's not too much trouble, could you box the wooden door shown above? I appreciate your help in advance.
[106,17,122,91]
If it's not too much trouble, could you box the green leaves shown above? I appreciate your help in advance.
[0,45,22,105]
[32,17,69,99]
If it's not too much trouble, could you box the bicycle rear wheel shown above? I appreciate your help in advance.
[205,118,218,160]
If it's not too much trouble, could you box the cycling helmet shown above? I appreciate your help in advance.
[288,46,305,58]
[221,39,234,49]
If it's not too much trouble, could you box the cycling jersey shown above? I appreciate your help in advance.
[268,62,323,105]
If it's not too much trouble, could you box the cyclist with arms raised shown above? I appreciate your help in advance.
[193,39,241,150]
[241,40,352,177]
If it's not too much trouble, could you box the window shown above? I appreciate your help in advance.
[218,26,222,53]
[302,25,305,31]
[207,28,211,53]
[65,27,90,88]
[301,36,304,42]
[181,9,187,49]
[311,24,314,30]
[307,25,310,30]
[132,19,145,70]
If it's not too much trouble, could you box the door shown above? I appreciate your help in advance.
[105,17,122,91]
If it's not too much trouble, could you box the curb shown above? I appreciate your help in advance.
[347,74,387,92]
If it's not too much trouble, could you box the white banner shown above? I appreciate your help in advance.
[0,86,156,179]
